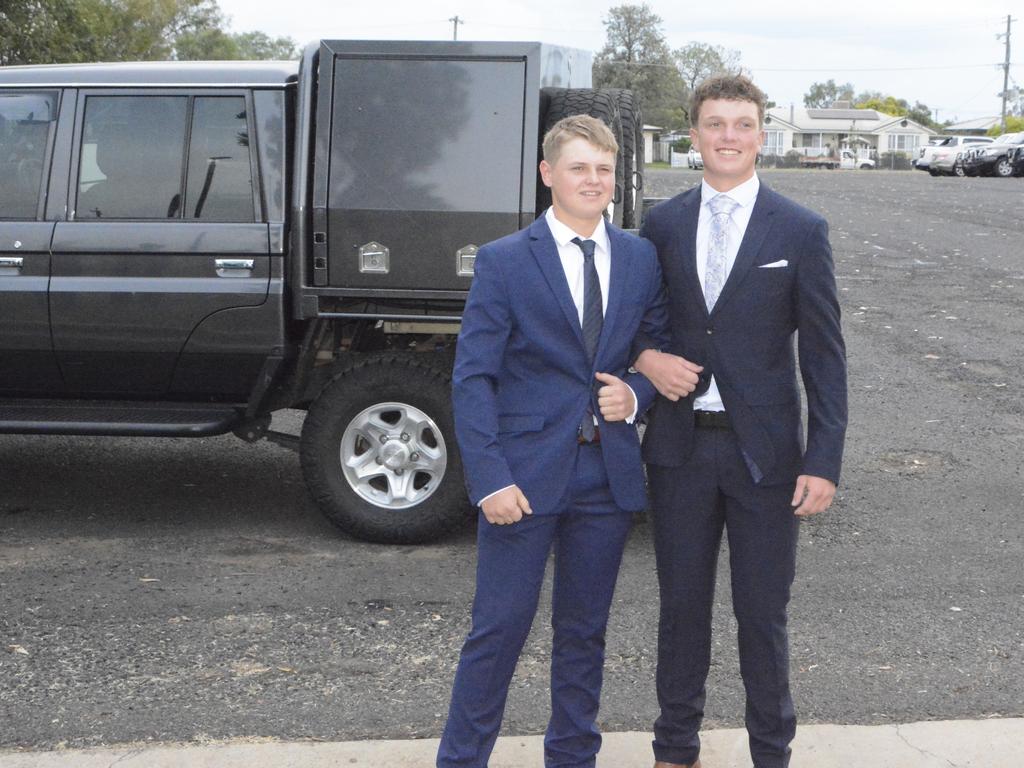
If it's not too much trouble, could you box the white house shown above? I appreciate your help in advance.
[642,124,662,164]
[763,103,936,160]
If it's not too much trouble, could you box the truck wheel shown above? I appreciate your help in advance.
[300,354,470,544]
[538,87,624,226]
[995,157,1014,177]
[953,161,966,177]
[601,89,643,228]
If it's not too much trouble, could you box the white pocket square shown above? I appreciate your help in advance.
[758,260,788,269]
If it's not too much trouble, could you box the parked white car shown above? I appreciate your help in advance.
[688,147,703,169]
[915,135,994,174]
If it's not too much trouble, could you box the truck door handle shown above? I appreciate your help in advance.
[214,258,255,271]
[0,257,24,269]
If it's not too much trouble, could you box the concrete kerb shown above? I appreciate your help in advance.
[1,719,1021,767]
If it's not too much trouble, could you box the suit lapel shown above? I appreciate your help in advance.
[672,188,706,316]
[528,217,585,348]
[596,224,630,365]
[711,184,777,317]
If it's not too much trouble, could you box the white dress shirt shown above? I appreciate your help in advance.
[478,209,634,507]
[694,174,760,413]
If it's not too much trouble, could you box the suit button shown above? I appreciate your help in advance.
[706,327,713,335]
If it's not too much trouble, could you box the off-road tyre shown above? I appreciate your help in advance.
[537,87,626,227]
[602,88,644,228]
[300,353,470,544]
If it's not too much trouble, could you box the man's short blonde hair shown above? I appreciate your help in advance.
[542,114,619,165]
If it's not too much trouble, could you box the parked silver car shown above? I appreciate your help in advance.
[917,135,994,175]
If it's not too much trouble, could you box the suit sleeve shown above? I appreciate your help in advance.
[451,244,516,504]
[623,239,670,415]
[629,215,671,363]
[795,217,848,484]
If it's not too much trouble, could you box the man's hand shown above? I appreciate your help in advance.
[634,349,702,401]
[791,475,836,517]
[481,485,532,525]
[595,372,635,422]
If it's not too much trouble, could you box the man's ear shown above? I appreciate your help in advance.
[539,159,553,188]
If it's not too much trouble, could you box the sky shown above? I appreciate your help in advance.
[215,0,1019,126]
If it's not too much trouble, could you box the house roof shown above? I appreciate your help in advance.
[944,116,1000,132]
[766,106,936,135]
[807,108,881,121]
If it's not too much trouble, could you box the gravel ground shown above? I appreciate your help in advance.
[1,168,1022,749]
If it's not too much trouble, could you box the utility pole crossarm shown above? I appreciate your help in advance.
[449,15,464,41]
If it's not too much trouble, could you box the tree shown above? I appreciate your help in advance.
[803,79,855,108]
[231,31,298,60]
[1,0,296,64]
[853,91,939,129]
[987,115,1024,135]
[0,0,99,65]
[671,42,744,124]
[592,3,683,127]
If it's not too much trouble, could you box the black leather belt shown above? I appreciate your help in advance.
[694,410,731,429]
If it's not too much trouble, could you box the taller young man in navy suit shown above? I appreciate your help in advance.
[635,76,848,768]
[437,115,672,768]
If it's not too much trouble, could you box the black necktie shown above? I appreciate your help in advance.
[571,237,603,364]
[572,237,603,442]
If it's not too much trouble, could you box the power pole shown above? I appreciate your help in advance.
[998,15,1013,132]
[449,15,463,41]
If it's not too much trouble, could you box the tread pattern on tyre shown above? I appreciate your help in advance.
[300,353,470,544]
[537,87,639,228]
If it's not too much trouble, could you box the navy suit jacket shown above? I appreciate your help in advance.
[453,215,668,514]
[638,183,847,486]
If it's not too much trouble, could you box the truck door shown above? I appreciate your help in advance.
[0,90,63,395]
[49,91,270,396]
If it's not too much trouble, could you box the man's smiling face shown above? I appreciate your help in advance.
[690,98,764,191]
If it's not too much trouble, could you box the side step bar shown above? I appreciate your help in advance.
[0,399,247,437]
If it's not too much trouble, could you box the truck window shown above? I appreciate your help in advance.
[0,91,57,219]
[184,96,254,222]
[77,96,188,219]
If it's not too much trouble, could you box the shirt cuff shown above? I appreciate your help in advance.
[625,383,638,424]
[478,484,514,507]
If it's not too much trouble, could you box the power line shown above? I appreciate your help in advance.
[752,63,1009,73]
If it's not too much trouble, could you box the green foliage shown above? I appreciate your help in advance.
[592,4,684,129]
[986,116,1024,135]
[231,31,298,60]
[0,0,297,64]
[803,80,855,108]
[671,137,691,151]
[672,41,744,124]
[878,151,912,170]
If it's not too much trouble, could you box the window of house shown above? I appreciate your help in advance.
[887,134,920,151]
[763,131,784,156]
[0,91,57,219]
[76,94,255,221]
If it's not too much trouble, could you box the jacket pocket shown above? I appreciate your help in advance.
[497,414,545,433]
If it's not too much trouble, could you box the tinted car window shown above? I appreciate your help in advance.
[77,96,188,219]
[0,91,57,219]
[184,96,254,221]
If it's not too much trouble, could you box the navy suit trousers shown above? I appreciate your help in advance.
[649,426,799,768]
[437,444,634,768]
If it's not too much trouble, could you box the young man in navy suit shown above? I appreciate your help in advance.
[437,115,674,768]
[634,76,848,768]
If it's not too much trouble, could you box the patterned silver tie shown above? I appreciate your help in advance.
[704,194,739,311]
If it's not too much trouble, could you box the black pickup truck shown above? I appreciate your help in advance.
[0,40,644,543]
